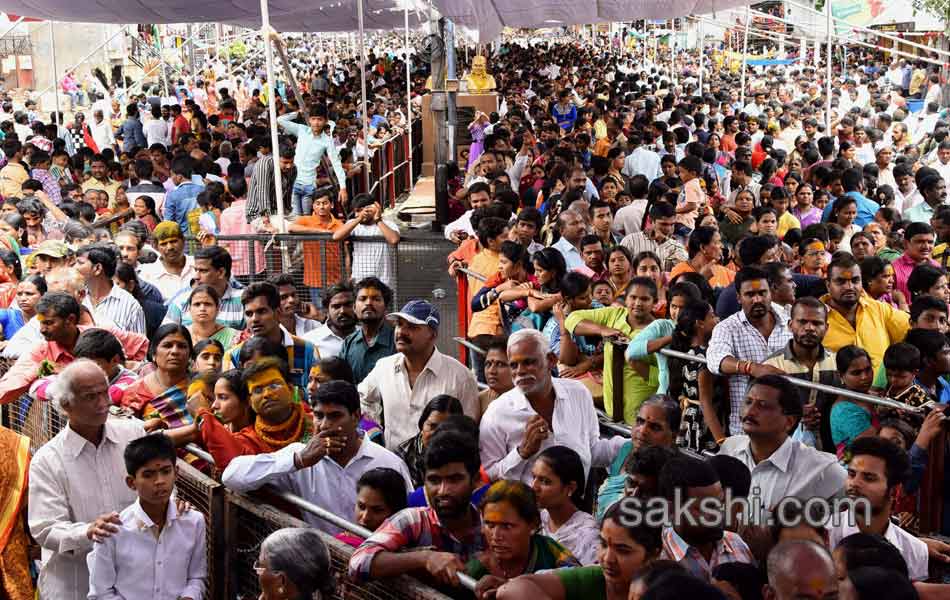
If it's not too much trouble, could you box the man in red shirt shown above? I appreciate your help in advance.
[170,104,191,146]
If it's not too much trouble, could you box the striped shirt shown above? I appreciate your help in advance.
[224,325,320,390]
[764,340,840,419]
[706,304,792,435]
[619,231,688,273]
[163,281,246,330]
[83,285,146,334]
[349,505,485,581]
[660,527,754,581]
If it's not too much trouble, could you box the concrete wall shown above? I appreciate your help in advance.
[28,22,126,92]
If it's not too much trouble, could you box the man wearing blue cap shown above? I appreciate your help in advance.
[358,299,479,449]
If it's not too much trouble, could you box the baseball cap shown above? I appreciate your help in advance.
[32,240,69,258]
[387,299,440,329]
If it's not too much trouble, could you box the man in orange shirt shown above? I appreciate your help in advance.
[720,116,738,153]
[288,189,344,305]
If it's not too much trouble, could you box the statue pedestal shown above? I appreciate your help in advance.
[420,92,498,177]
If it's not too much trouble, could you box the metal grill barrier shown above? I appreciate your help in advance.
[361,120,423,208]
[207,231,460,358]
[0,396,462,599]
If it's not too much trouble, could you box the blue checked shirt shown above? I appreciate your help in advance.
[162,281,246,330]
[276,113,346,187]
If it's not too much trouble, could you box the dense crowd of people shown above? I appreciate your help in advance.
[0,25,948,600]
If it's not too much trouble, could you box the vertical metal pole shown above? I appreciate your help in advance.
[825,0,833,132]
[697,18,704,96]
[405,4,413,187]
[160,25,170,99]
[445,20,457,160]
[260,0,286,233]
[670,18,676,86]
[357,0,371,192]
[739,7,751,108]
[49,21,61,116]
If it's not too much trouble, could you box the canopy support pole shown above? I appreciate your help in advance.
[405,4,413,187]
[670,18,675,87]
[49,21,60,117]
[739,7,751,109]
[357,0,371,193]
[825,0,833,133]
[445,19,457,160]
[697,17,703,96]
[260,0,286,233]
[161,25,170,99]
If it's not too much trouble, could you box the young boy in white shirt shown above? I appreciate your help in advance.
[87,433,207,600]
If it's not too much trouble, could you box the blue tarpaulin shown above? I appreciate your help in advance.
[745,58,798,66]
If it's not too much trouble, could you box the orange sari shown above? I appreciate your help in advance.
[0,426,32,599]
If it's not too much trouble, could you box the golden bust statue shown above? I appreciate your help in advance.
[464,55,496,94]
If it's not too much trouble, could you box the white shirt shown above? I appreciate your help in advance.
[143,118,170,148]
[349,221,399,290]
[444,209,474,241]
[293,314,321,337]
[222,435,412,534]
[358,348,480,449]
[303,323,347,357]
[139,255,196,303]
[83,284,146,334]
[613,199,648,237]
[540,509,599,566]
[622,147,662,182]
[88,119,115,152]
[552,236,585,272]
[1,315,41,358]
[934,160,950,191]
[14,122,33,141]
[718,436,846,518]
[28,419,145,600]
[86,498,207,600]
[479,378,627,484]
[828,514,929,581]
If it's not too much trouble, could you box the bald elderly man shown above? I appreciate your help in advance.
[27,359,145,600]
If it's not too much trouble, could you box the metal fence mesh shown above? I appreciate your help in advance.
[175,459,225,600]
[212,232,461,358]
[225,491,452,600]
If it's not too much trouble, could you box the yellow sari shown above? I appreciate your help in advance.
[0,426,32,599]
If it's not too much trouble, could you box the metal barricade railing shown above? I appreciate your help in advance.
[175,458,226,600]
[655,347,926,414]
[183,444,475,598]
[200,232,460,357]
[275,491,480,594]
[602,342,929,426]
[363,122,419,209]
[224,490,458,600]
[3,392,465,599]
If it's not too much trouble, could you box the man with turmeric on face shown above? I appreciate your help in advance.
[223,379,411,534]
[190,357,313,470]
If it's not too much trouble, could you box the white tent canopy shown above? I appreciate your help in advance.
[432,0,753,41]
[0,0,428,31]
